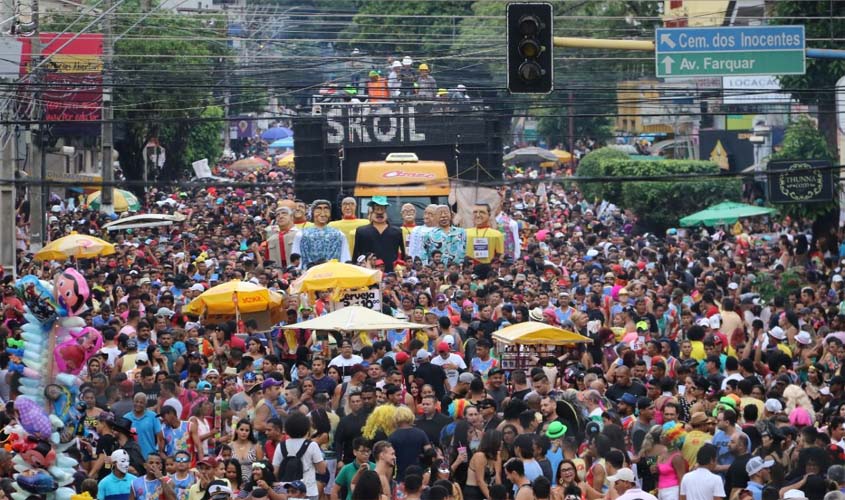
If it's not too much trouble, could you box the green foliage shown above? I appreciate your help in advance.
[769,116,837,220]
[574,147,628,203]
[771,1,845,148]
[106,0,229,181]
[755,268,802,303]
[341,1,471,54]
[159,106,224,177]
[582,158,741,231]
[771,116,835,163]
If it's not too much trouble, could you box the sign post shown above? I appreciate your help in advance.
[655,26,805,78]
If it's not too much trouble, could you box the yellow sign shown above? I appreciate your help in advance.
[710,140,729,170]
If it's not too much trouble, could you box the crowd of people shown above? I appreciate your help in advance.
[3,148,845,500]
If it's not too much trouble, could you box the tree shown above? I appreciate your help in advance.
[574,147,628,203]
[771,2,845,152]
[769,116,838,246]
[341,1,471,55]
[106,0,229,182]
[579,157,741,232]
[159,106,224,178]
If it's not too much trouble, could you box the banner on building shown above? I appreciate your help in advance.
[19,34,103,122]
[768,159,834,204]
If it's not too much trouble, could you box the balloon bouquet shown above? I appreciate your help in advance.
[4,269,103,500]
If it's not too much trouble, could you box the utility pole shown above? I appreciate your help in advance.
[0,4,20,273]
[28,0,44,250]
[100,0,113,213]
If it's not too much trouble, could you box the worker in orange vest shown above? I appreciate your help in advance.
[367,70,389,102]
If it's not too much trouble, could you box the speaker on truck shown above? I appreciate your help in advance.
[293,117,336,203]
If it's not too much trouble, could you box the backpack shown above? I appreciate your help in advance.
[277,439,311,482]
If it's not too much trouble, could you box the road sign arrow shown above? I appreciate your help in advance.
[661,56,674,75]
[660,33,676,49]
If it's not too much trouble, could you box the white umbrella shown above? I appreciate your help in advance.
[286,306,429,332]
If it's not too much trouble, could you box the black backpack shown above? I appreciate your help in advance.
[277,439,311,482]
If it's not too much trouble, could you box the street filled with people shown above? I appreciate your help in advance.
[3,145,845,500]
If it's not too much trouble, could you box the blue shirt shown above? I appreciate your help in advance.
[746,481,764,500]
[98,472,137,500]
[123,410,162,457]
[712,429,750,469]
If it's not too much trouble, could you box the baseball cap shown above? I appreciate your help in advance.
[834,274,844,283]
[204,368,220,379]
[368,196,390,207]
[395,352,409,363]
[437,341,450,353]
[190,284,205,292]
[620,393,638,406]
[126,338,138,350]
[416,349,430,361]
[745,456,774,476]
[156,307,175,318]
[135,352,149,364]
[282,481,307,493]
[458,372,475,384]
[636,397,654,410]
[764,398,783,413]
[261,378,283,390]
[607,468,635,483]
[198,456,218,468]
[197,381,212,391]
[435,293,447,302]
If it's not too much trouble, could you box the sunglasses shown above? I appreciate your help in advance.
[175,457,190,463]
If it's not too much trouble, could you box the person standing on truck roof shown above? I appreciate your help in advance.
[465,203,504,265]
[408,204,438,262]
[291,199,351,269]
[416,64,436,99]
[366,71,389,103]
[400,203,417,252]
[387,61,402,98]
[422,205,466,266]
[329,197,369,256]
[352,196,405,273]
[292,199,314,230]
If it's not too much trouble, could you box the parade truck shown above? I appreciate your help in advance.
[293,98,505,223]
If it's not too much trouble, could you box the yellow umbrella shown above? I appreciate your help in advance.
[550,149,573,162]
[290,260,381,300]
[277,153,295,170]
[492,321,592,345]
[86,189,141,213]
[34,232,116,261]
[183,280,284,316]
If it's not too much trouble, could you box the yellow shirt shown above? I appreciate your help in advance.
[690,340,706,361]
[328,218,369,254]
[681,430,712,468]
[294,221,314,230]
[465,227,504,264]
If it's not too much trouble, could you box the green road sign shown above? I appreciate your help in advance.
[655,26,805,78]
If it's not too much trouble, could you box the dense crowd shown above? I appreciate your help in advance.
[3,150,845,500]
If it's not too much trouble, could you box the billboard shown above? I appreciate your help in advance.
[19,33,103,122]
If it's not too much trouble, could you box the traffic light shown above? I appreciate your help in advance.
[507,2,553,94]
